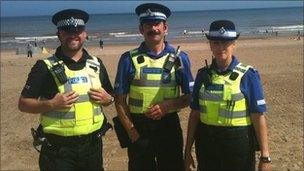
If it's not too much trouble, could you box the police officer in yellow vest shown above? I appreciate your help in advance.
[114,3,194,170]
[185,20,272,171]
[18,9,114,170]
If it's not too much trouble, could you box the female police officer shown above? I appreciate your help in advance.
[185,20,272,171]
[18,9,113,170]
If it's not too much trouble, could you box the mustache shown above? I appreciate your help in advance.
[147,30,160,36]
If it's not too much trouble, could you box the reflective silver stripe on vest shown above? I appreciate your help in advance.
[77,94,90,103]
[87,59,99,68]
[131,64,177,87]
[94,107,102,116]
[219,109,249,119]
[131,79,177,87]
[64,82,72,93]
[43,106,102,119]
[129,97,143,107]
[200,91,223,101]
[43,111,75,119]
[231,93,245,101]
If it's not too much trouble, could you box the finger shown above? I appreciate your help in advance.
[89,94,101,101]
[88,90,100,97]
[90,87,104,93]
[65,93,79,103]
[90,88,100,92]
[145,106,153,115]
[62,103,74,108]
[65,91,76,97]
[149,108,161,117]
[146,105,159,116]
[66,92,79,101]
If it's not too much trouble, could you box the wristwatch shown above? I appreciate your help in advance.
[260,156,272,163]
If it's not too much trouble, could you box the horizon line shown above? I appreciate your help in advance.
[1,6,302,18]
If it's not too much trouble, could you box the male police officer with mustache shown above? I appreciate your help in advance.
[114,3,194,170]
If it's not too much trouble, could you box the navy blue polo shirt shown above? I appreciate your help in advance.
[114,41,194,94]
[190,56,267,114]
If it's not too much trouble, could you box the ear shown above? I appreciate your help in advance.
[83,31,88,38]
[164,22,168,33]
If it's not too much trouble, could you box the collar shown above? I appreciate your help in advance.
[137,41,175,59]
[210,56,239,75]
[55,47,92,64]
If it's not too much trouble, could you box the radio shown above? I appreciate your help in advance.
[51,63,68,84]
[162,46,181,83]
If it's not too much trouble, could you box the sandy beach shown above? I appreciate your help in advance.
[1,36,303,170]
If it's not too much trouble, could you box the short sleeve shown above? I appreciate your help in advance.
[113,51,134,94]
[176,51,194,94]
[241,68,267,114]
[21,60,52,98]
[98,58,113,94]
[190,69,204,110]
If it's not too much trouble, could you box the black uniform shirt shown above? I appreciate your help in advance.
[21,47,113,99]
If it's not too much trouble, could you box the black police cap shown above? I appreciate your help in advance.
[52,9,89,32]
[135,3,171,23]
[206,20,240,41]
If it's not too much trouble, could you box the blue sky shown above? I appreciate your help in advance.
[1,1,303,17]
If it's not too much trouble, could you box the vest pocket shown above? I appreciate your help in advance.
[93,114,103,123]
[74,103,93,126]
[59,119,76,127]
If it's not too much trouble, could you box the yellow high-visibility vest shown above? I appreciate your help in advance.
[40,55,104,136]
[129,48,180,114]
[199,63,252,126]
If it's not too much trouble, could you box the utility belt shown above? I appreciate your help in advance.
[31,119,112,152]
[197,123,254,139]
[131,112,179,132]
[113,112,179,149]
[44,128,100,147]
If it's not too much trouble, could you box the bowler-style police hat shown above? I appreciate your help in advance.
[135,3,171,24]
[52,9,89,32]
[206,20,240,41]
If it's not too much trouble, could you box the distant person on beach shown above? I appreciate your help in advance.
[297,30,301,40]
[114,3,194,170]
[99,38,104,50]
[185,20,272,171]
[42,40,46,48]
[27,43,33,58]
[183,29,187,35]
[34,39,38,47]
[18,9,113,170]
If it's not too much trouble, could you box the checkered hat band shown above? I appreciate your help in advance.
[57,18,85,28]
[139,12,167,20]
[209,31,237,37]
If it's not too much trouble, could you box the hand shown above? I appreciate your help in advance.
[131,136,150,150]
[88,88,112,105]
[51,91,79,110]
[258,161,272,171]
[145,102,168,120]
[185,151,195,171]
[128,126,140,143]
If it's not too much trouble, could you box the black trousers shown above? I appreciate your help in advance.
[195,123,256,171]
[128,113,184,171]
[39,132,104,171]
